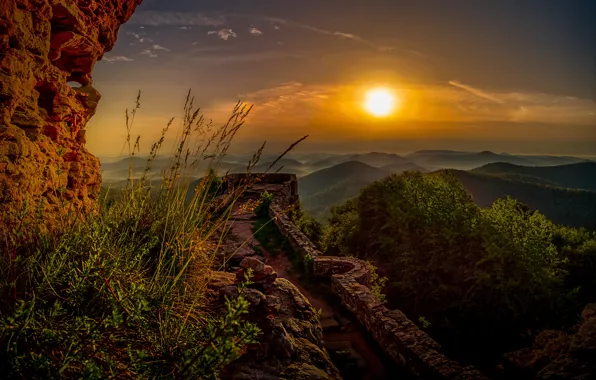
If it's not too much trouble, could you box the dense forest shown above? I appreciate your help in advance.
[321,171,596,369]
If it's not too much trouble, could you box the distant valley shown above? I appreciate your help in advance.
[99,150,596,229]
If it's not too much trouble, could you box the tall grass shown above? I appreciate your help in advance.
[0,91,284,379]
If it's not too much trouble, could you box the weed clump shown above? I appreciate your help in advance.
[0,91,266,379]
[254,191,275,218]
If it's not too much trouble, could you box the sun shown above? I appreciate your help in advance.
[364,87,398,117]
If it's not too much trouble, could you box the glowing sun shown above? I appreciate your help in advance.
[364,87,398,117]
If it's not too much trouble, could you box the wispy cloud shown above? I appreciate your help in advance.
[333,32,362,41]
[261,16,393,52]
[190,50,303,64]
[208,28,237,40]
[449,80,504,103]
[128,32,153,44]
[249,27,263,36]
[129,11,225,27]
[140,49,158,58]
[103,55,134,63]
[127,11,421,55]
[152,44,170,51]
[439,81,596,125]
[205,82,333,130]
[207,80,596,129]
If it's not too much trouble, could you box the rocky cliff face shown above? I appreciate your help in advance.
[0,0,143,241]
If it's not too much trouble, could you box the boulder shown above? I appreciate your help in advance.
[504,304,596,380]
[570,316,596,353]
[219,277,341,379]
[235,257,278,291]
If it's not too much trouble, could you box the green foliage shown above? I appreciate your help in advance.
[552,226,596,306]
[251,217,290,255]
[366,262,387,304]
[418,316,431,329]
[323,170,595,361]
[322,198,359,256]
[0,92,261,379]
[289,202,325,249]
[181,274,260,379]
[254,191,275,218]
[203,168,224,199]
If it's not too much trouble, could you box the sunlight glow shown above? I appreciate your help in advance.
[364,87,398,117]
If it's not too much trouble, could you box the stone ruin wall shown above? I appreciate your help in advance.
[0,0,143,241]
[254,173,489,380]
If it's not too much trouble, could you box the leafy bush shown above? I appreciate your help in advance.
[254,191,275,218]
[289,202,325,249]
[553,226,596,307]
[0,92,263,379]
[322,170,590,364]
[366,262,388,304]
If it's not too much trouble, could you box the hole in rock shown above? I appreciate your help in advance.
[8,35,20,49]
[50,4,77,33]
[35,83,56,114]
[67,81,83,88]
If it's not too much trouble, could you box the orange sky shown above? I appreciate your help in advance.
[87,0,596,157]
[88,79,596,156]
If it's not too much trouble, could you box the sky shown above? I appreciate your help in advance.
[87,0,596,157]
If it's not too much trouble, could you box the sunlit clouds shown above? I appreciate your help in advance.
[103,55,134,63]
[249,27,264,36]
[89,0,596,156]
[207,28,237,40]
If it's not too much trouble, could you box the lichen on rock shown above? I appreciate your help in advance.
[0,0,143,242]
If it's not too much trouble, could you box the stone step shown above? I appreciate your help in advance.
[324,340,353,352]
[320,317,341,332]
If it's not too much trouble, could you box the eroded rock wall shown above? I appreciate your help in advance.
[0,0,143,241]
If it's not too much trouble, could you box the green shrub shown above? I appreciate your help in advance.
[254,191,275,218]
[366,262,387,304]
[322,170,586,362]
[290,202,325,249]
[0,92,264,379]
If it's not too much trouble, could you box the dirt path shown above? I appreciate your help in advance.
[221,199,409,380]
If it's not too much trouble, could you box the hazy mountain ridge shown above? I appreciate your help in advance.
[404,150,591,170]
[99,151,596,228]
[99,150,592,182]
[447,169,596,229]
[294,156,596,228]
[471,162,596,191]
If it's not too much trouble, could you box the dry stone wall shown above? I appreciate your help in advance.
[0,0,143,241]
[262,175,489,380]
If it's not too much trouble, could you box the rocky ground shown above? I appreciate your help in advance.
[206,193,404,380]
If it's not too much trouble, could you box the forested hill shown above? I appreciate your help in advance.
[448,169,596,229]
[471,162,596,191]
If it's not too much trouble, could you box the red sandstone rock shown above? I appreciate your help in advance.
[0,0,143,242]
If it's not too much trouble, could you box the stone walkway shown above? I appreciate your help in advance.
[218,195,408,380]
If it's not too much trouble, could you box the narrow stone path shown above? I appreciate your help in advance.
[220,194,409,380]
